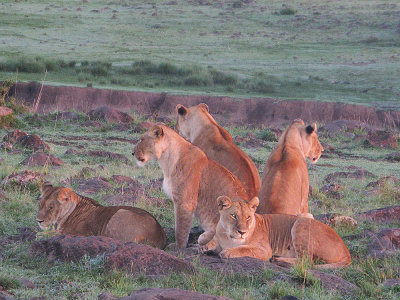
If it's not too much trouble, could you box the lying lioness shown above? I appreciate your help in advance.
[201,196,351,269]
[258,119,323,216]
[36,183,167,249]
[175,103,261,198]
[133,124,248,248]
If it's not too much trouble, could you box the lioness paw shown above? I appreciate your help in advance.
[200,240,217,253]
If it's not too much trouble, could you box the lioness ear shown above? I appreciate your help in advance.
[248,197,259,211]
[152,125,164,138]
[305,123,316,134]
[176,104,188,116]
[217,196,232,210]
[58,188,73,204]
[41,181,53,194]
[198,103,209,112]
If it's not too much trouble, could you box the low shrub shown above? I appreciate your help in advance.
[280,7,296,15]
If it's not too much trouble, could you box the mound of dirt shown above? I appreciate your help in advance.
[10,82,400,129]
[21,153,64,167]
[120,288,232,300]
[88,106,134,124]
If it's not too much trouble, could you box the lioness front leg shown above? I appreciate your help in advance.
[220,245,272,261]
[173,204,195,249]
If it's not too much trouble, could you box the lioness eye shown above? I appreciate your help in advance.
[231,214,237,219]
[246,216,251,221]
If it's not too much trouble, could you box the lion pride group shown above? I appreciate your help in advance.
[37,103,351,269]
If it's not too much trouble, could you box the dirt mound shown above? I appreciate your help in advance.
[21,153,64,167]
[120,288,232,300]
[10,82,400,129]
[30,235,195,276]
[16,134,50,152]
[3,129,28,144]
[88,106,134,123]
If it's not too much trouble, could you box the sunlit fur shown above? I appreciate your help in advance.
[175,103,261,198]
[202,197,351,269]
[258,119,323,215]
[132,124,249,249]
[37,183,167,249]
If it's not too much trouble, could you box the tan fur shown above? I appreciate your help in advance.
[133,124,248,248]
[202,197,351,269]
[175,103,261,198]
[258,119,323,215]
[36,183,167,249]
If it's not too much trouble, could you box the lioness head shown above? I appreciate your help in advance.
[175,103,210,140]
[217,196,259,242]
[36,183,78,230]
[132,125,166,167]
[293,119,323,163]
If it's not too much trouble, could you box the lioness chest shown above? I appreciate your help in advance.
[163,176,173,199]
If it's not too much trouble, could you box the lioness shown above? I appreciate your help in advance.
[36,183,167,249]
[257,119,323,216]
[132,124,248,248]
[201,196,351,269]
[175,103,261,198]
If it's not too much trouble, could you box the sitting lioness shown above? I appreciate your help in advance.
[132,124,248,249]
[175,103,261,199]
[257,119,323,216]
[36,183,167,249]
[201,196,351,269]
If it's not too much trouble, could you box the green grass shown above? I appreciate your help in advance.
[0,0,400,107]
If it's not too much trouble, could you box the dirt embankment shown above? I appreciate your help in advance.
[10,82,400,129]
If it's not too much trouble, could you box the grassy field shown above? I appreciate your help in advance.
[1,0,400,108]
[0,111,399,299]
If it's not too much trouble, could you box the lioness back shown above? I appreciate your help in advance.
[37,183,167,249]
[258,119,323,215]
[104,207,166,248]
[176,103,261,198]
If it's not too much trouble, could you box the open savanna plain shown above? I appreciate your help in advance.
[1,0,400,108]
[0,109,399,299]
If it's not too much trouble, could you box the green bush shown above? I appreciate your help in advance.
[0,276,21,290]
[256,130,277,142]
[184,76,211,86]
[280,7,296,15]
[251,80,275,94]
[210,70,238,85]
